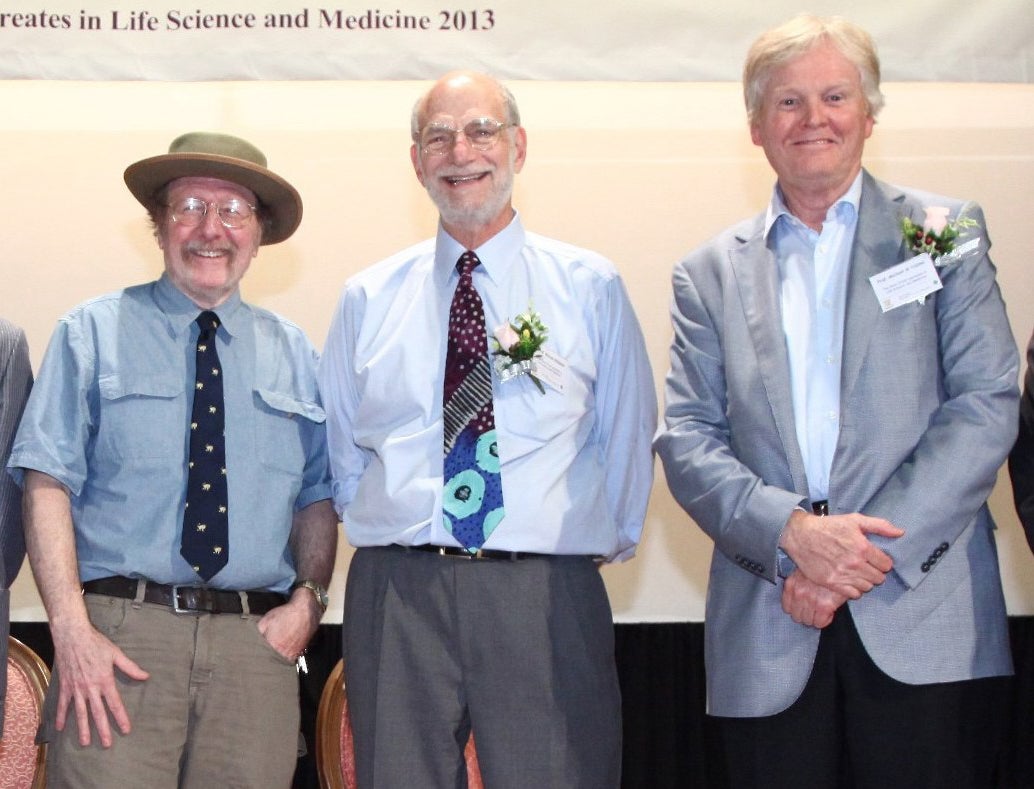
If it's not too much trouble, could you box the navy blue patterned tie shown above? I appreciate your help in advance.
[181,311,229,580]
[443,252,505,550]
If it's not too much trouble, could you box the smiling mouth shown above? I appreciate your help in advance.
[187,245,230,259]
[443,172,488,186]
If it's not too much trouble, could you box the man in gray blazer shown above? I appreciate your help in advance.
[0,317,32,737]
[655,15,1017,788]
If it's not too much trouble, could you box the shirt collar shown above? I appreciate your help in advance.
[433,211,526,289]
[154,273,244,338]
[763,171,863,240]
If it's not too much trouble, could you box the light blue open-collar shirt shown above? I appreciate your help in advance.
[764,172,862,502]
[9,274,331,592]
[319,213,656,561]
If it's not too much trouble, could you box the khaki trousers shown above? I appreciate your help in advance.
[43,592,300,789]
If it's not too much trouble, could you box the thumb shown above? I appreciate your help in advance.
[859,516,905,539]
[112,649,150,681]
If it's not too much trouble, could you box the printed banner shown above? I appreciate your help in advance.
[0,2,1031,83]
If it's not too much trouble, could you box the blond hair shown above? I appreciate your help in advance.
[743,14,884,125]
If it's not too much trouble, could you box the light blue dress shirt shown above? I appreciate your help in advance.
[764,172,862,502]
[319,214,656,561]
[8,274,332,592]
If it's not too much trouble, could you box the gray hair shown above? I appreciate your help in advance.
[410,73,521,141]
[743,14,884,125]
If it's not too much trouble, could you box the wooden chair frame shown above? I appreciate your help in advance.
[314,658,483,789]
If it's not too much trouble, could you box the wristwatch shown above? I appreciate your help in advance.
[292,580,329,614]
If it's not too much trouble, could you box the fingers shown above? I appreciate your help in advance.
[812,608,836,629]
[58,671,129,747]
[858,516,906,539]
[73,691,94,746]
[782,572,846,629]
[52,636,149,748]
[785,511,904,594]
[861,543,894,575]
[88,691,116,748]
[54,684,72,732]
[259,601,319,661]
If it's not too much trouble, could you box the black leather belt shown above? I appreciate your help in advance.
[812,500,829,516]
[401,544,551,561]
[82,576,288,615]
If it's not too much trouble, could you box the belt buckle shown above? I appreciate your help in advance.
[435,546,476,560]
[170,584,200,614]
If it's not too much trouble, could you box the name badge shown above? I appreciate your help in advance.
[533,348,567,393]
[869,254,942,312]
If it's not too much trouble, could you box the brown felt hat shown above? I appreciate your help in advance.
[123,131,302,245]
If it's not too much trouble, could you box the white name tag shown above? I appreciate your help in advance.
[869,253,942,312]
[533,348,567,393]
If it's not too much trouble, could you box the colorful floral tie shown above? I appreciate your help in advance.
[442,251,505,550]
[181,311,229,580]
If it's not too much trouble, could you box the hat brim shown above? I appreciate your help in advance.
[124,152,302,245]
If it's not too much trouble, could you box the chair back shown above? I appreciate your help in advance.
[0,636,49,789]
[315,658,483,789]
[315,658,354,789]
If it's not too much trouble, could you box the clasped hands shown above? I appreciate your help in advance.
[778,509,904,629]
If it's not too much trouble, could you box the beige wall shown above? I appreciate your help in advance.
[5,79,1034,621]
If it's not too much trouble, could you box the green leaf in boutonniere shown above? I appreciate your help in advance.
[491,306,549,395]
[901,205,979,264]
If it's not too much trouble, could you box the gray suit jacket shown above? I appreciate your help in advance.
[655,171,1017,717]
[0,317,31,736]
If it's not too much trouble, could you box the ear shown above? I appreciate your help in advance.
[511,126,528,173]
[410,144,426,186]
[749,121,763,148]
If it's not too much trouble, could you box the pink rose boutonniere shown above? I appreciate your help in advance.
[901,205,978,264]
[491,306,549,394]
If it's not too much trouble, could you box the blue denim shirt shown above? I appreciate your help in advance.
[9,275,331,592]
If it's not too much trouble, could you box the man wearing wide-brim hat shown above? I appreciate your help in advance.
[9,131,338,787]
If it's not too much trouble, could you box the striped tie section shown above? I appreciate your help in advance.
[443,356,493,453]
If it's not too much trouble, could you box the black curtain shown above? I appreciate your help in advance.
[13,618,1034,787]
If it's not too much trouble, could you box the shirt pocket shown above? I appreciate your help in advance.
[252,388,326,477]
[96,372,186,462]
[495,374,590,463]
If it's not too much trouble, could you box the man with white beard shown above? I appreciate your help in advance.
[318,71,656,788]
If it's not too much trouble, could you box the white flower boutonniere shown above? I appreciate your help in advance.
[901,206,979,265]
[491,306,548,394]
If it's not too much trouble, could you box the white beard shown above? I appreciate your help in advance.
[422,148,516,233]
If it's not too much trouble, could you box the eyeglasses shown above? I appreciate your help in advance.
[165,197,257,229]
[418,118,515,156]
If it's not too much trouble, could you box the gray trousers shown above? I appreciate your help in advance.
[344,546,622,789]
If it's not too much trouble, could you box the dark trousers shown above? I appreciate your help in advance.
[717,606,1011,789]
[342,546,622,789]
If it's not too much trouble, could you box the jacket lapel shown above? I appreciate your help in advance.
[840,171,910,404]
[731,221,809,493]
